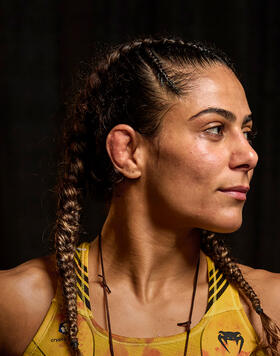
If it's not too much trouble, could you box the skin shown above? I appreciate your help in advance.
[0,63,279,356]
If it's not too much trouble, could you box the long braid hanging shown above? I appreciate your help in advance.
[54,100,89,355]
[201,231,280,355]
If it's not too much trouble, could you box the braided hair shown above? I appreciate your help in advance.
[53,36,280,355]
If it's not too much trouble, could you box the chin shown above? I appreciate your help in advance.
[211,224,241,234]
[208,220,242,234]
[200,213,243,234]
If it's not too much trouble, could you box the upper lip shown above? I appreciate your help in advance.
[219,186,250,193]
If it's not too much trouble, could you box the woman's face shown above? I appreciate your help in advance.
[144,63,258,233]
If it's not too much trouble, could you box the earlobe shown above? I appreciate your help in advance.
[106,125,142,179]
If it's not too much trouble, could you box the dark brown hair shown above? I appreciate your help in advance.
[54,37,280,355]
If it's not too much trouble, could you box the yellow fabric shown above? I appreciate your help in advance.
[24,242,264,356]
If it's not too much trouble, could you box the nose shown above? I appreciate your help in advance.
[229,134,258,172]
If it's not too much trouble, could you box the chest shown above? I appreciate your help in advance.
[88,279,209,338]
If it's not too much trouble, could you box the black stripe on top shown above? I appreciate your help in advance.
[76,268,90,297]
[205,280,229,313]
[74,247,91,311]
[77,284,91,310]
[75,259,89,284]
[208,269,222,289]
[208,274,226,300]
[206,262,230,313]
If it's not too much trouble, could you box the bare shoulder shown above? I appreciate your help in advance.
[0,255,57,356]
[238,263,280,332]
[240,264,280,309]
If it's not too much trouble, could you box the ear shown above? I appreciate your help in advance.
[106,124,143,179]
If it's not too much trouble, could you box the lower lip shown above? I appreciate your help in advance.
[219,190,247,201]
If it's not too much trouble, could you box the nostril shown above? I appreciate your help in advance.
[235,163,251,171]
[239,163,249,168]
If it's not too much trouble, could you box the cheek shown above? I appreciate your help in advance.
[144,141,224,228]
[157,138,225,189]
[144,137,241,232]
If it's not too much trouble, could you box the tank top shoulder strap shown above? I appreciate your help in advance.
[23,269,68,355]
[205,256,243,315]
[24,243,92,355]
[74,242,93,319]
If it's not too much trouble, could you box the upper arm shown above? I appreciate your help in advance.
[0,256,57,355]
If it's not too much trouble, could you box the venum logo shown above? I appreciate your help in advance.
[218,331,244,354]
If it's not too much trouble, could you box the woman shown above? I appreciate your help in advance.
[0,37,279,356]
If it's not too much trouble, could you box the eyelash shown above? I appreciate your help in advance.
[205,125,257,143]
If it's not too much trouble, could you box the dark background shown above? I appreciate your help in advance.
[1,1,280,271]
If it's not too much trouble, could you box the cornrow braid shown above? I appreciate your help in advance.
[201,231,280,355]
[91,39,181,104]
[105,37,182,68]
[92,38,158,83]
[143,48,180,94]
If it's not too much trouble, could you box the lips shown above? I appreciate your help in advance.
[218,186,249,201]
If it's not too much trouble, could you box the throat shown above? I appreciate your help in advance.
[93,227,203,301]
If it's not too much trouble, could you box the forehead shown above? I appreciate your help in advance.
[177,63,250,116]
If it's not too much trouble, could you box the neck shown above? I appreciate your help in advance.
[90,195,207,303]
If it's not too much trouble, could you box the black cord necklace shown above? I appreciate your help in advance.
[97,233,200,356]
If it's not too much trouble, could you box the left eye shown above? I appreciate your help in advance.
[243,129,257,144]
[243,131,251,140]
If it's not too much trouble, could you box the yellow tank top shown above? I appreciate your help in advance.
[24,242,262,355]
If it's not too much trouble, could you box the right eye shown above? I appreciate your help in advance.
[205,125,224,136]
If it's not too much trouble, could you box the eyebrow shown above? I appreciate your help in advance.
[188,107,252,125]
